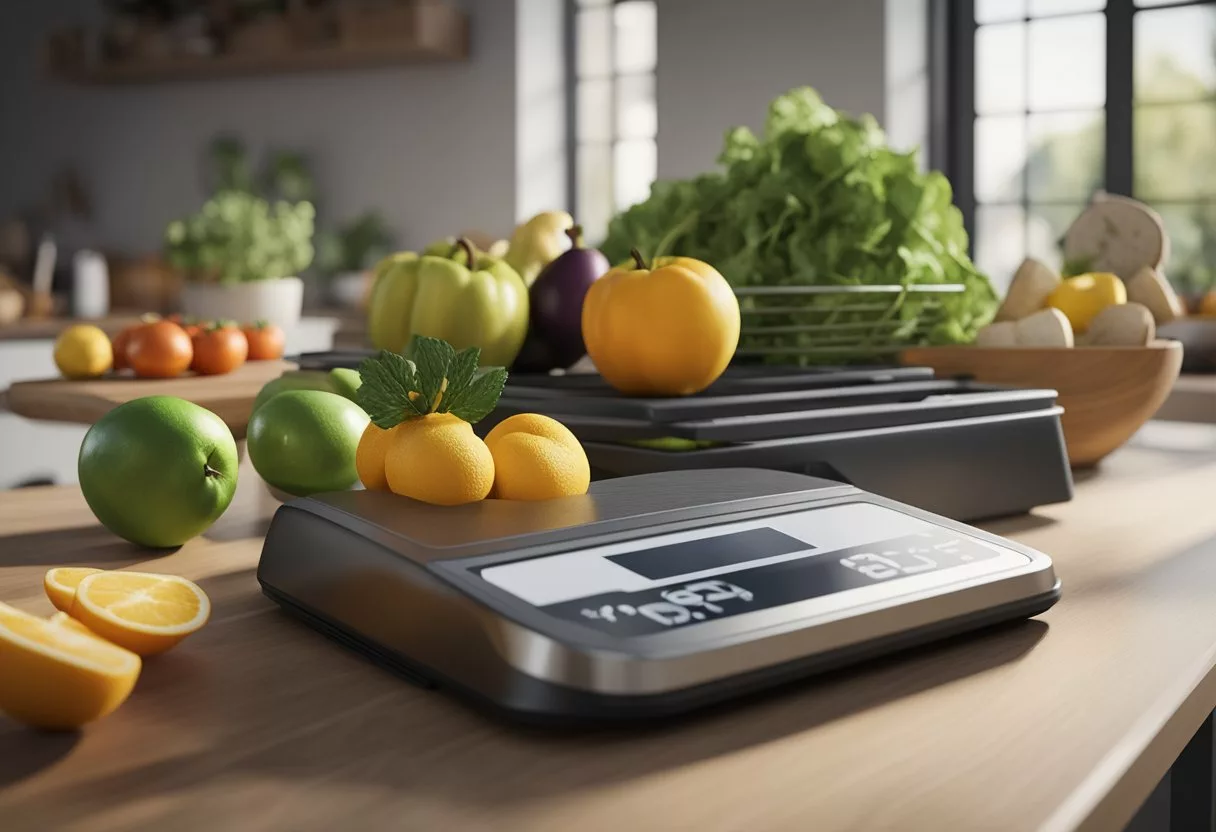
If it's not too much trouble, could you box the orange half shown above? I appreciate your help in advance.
[44,567,104,613]
[69,572,211,657]
[0,602,141,730]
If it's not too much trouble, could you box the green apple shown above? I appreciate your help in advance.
[247,390,369,497]
[328,367,362,400]
[253,369,363,414]
[78,396,239,548]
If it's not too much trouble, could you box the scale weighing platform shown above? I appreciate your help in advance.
[258,469,1060,724]
[291,352,1075,523]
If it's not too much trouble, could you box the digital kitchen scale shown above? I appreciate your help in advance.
[289,352,1075,522]
[258,469,1060,724]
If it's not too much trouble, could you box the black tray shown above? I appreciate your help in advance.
[483,370,1074,522]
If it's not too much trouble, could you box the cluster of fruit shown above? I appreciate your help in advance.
[369,219,743,399]
[54,316,285,381]
[0,569,209,730]
[243,336,594,507]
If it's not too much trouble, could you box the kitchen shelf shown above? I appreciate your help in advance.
[47,9,467,85]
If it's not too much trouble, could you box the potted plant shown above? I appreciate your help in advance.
[165,138,315,328]
[314,211,394,308]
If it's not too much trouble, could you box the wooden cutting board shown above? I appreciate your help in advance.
[3,359,294,438]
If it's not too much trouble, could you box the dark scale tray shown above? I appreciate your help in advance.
[484,371,1074,522]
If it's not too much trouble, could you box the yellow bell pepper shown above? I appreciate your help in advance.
[1046,272,1126,333]
[582,250,740,396]
[366,240,529,367]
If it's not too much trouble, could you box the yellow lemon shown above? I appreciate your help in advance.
[69,571,211,657]
[44,567,104,613]
[384,413,495,506]
[54,324,113,380]
[485,413,590,501]
[355,422,397,492]
[0,601,141,730]
[1046,273,1126,333]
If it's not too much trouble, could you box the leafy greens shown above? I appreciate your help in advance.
[601,88,997,363]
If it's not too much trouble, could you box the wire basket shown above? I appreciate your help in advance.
[733,284,967,365]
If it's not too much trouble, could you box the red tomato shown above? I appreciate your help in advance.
[110,326,136,371]
[127,321,193,379]
[191,323,249,375]
[241,321,286,361]
[183,319,210,339]
[112,313,162,371]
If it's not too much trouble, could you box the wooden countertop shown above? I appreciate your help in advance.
[3,360,294,439]
[2,423,1216,831]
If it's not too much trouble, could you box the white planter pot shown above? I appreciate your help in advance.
[180,276,304,329]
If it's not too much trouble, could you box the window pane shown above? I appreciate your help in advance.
[976,23,1027,115]
[1151,202,1216,294]
[1028,14,1105,110]
[578,143,615,245]
[976,115,1027,201]
[1026,111,1104,201]
[976,205,1028,293]
[577,78,613,142]
[614,139,657,211]
[614,1,657,75]
[1135,102,1216,200]
[1027,204,1083,269]
[977,0,1026,24]
[1029,0,1105,15]
[1135,5,1216,104]
[577,7,612,78]
[616,74,657,139]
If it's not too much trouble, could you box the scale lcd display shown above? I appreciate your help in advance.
[542,531,1000,637]
[607,527,810,579]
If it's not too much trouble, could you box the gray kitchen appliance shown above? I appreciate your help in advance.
[258,469,1060,724]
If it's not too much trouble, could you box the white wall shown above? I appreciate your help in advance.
[0,0,520,255]
[654,0,889,181]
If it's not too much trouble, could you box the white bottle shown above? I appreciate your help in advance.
[72,249,110,319]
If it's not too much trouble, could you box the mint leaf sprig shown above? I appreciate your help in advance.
[356,336,508,430]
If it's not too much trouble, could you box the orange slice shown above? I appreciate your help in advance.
[69,572,210,657]
[0,601,141,730]
[44,567,104,613]
[49,611,99,637]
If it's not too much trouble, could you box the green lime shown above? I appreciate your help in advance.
[247,390,369,497]
[78,396,239,548]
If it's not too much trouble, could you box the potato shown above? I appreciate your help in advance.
[1082,303,1155,347]
[996,258,1061,322]
[1014,308,1074,347]
[1063,193,1168,280]
[1126,267,1183,325]
[975,321,1018,347]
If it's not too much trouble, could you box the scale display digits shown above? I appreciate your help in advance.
[541,531,1001,637]
[839,541,959,581]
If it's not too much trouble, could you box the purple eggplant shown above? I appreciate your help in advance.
[514,224,609,372]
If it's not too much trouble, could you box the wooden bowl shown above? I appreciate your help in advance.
[901,341,1183,467]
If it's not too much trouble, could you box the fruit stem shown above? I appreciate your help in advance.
[455,237,477,268]
[566,224,584,250]
[630,248,648,270]
[203,464,222,479]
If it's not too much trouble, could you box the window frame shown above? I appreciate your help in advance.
[930,0,1216,264]
[564,0,659,241]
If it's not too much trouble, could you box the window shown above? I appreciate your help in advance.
[570,0,658,244]
[940,0,1216,294]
